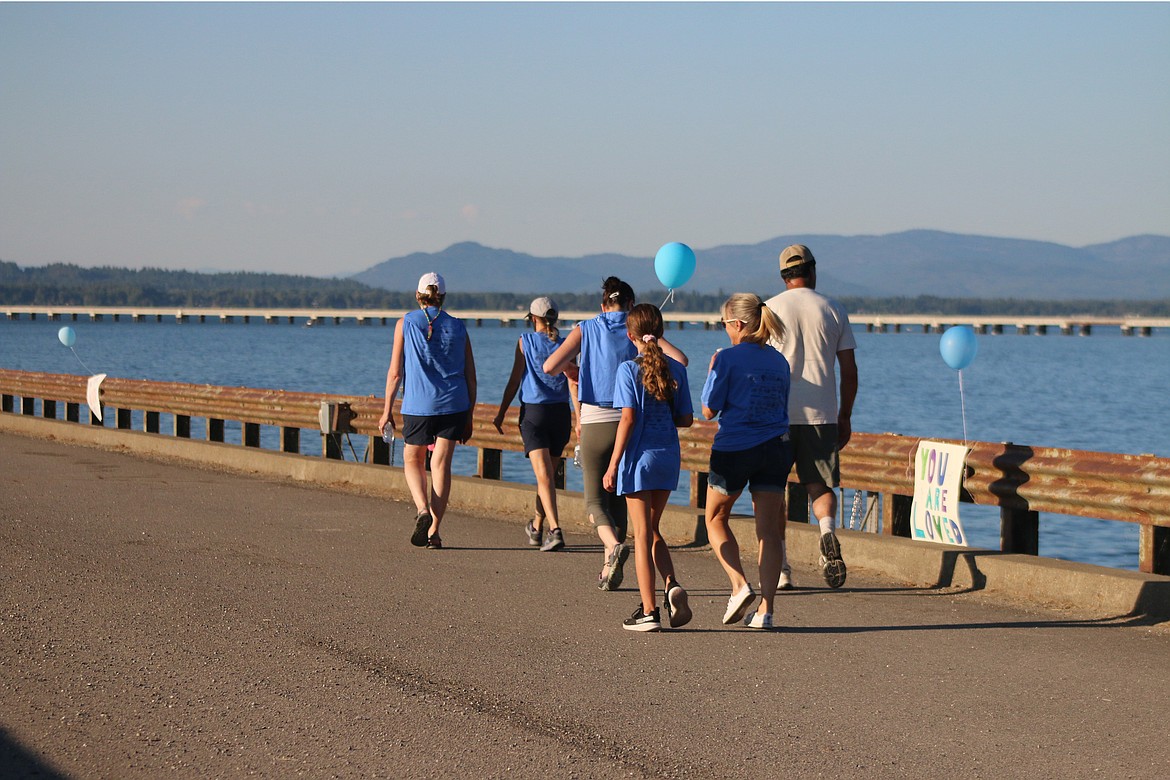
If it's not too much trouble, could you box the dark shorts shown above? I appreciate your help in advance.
[519,402,571,457]
[708,434,793,497]
[789,424,840,487]
[401,411,468,446]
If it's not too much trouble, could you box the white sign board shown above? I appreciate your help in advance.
[910,440,968,546]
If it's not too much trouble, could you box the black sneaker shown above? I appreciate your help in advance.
[410,512,432,547]
[665,582,692,628]
[604,543,630,590]
[540,527,565,552]
[622,605,661,632]
[820,532,847,588]
[426,533,443,550]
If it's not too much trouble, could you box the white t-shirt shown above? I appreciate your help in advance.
[764,287,857,425]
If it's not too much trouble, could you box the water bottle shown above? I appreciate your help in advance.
[572,444,581,468]
[382,423,393,444]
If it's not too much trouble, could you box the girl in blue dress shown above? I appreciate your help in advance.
[378,272,477,550]
[493,296,576,552]
[603,304,694,632]
[700,293,791,630]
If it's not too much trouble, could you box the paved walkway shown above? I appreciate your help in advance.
[2,432,1168,779]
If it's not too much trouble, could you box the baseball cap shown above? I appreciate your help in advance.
[779,244,815,271]
[416,272,446,295]
[528,296,558,319]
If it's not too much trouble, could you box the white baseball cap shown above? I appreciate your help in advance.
[416,272,446,295]
[528,296,558,319]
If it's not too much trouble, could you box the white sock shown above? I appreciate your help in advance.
[818,516,834,536]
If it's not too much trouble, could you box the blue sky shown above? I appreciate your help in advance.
[2,2,1167,275]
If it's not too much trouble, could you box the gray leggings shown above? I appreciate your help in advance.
[579,420,627,541]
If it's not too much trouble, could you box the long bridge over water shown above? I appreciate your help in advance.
[5,305,1170,336]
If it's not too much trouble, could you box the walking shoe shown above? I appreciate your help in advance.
[540,527,565,552]
[720,582,758,626]
[604,543,630,591]
[410,512,432,547]
[778,571,794,590]
[525,520,542,546]
[819,532,847,588]
[622,605,661,632]
[743,611,774,630]
[722,585,756,625]
[665,582,692,629]
[425,533,442,550]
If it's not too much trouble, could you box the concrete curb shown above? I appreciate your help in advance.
[4,413,1167,622]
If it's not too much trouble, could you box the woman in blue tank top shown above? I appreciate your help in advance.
[544,277,689,591]
[493,296,575,552]
[378,272,477,550]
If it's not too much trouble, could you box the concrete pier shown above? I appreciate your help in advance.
[1,430,1167,778]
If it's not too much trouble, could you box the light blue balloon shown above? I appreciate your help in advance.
[939,325,978,370]
[58,326,76,347]
[654,242,697,289]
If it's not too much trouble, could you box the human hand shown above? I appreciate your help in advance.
[603,465,617,493]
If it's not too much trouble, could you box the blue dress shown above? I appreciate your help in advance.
[611,356,693,495]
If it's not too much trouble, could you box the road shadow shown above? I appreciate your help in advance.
[0,728,69,780]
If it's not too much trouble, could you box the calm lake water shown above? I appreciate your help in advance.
[3,315,1168,571]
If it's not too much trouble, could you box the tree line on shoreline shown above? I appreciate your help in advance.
[2,261,1167,316]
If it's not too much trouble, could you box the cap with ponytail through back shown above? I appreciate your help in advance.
[722,293,784,346]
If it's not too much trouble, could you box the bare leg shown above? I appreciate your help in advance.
[808,482,837,528]
[751,490,787,615]
[427,438,456,535]
[704,488,749,593]
[402,443,430,516]
[626,493,657,613]
[646,490,676,586]
[529,449,561,529]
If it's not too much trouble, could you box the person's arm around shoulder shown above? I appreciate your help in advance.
[493,339,526,434]
[543,324,582,376]
[658,337,689,367]
[378,318,407,435]
[837,347,857,449]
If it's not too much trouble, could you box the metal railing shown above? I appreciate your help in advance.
[3,368,1168,574]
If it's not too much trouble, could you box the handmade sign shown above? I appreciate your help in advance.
[910,440,968,546]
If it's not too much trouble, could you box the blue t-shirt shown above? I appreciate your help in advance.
[700,342,790,452]
[401,307,470,416]
[577,312,636,407]
[612,355,693,495]
[519,331,569,405]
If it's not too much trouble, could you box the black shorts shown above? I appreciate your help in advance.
[519,402,571,457]
[401,411,468,446]
[708,434,793,497]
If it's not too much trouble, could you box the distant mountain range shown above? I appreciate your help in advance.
[350,231,1170,300]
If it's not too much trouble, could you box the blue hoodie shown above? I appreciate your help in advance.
[576,311,636,407]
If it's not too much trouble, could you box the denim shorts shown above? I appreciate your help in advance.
[401,411,468,446]
[708,434,793,497]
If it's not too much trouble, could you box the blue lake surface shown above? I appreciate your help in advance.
[3,316,1168,571]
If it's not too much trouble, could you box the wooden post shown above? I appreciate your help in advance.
[478,448,502,480]
[1001,508,1039,555]
[208,418,225,442]
[144,410,160,434]
[116,408,132,430]
[282,427,301,454]
[174,415,191,438]
[243,422,260,448]
[884,493,913,537]
[323,432,343,460]
[42,399,57,419]
[66,402,80,423]
[1138,524,1170,575]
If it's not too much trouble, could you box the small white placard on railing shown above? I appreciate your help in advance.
[911,440,968,546]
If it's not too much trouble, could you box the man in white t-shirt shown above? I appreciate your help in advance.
[765,244,858,588]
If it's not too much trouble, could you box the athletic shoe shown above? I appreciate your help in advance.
[778,571,794,590]
[722,585,756,625]
[622,605,661,632]
[426,534,442,550]
[665,582,692,628]
[525,520,542,546]
[819,532,847,589]
[744,611,774,630]
[604,543,630,591]
[410,512,432,547]
[540,527,565,552]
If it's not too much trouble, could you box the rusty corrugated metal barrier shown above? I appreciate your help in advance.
[3,369,1167,573]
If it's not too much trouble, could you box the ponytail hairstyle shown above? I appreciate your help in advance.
[416,285,444,309]
[627,303,675,403]
[722,293,784,346]
[601,276,636,310]
[535,310,560,343]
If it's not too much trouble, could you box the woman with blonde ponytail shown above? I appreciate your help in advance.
[602,304,694,632]
[700,293,792,630]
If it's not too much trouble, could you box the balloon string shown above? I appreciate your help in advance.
[660,288,675,308]
[70,346,96,376]
[958,369,969,447]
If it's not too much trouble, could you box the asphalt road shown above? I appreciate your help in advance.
[2,432,1168,779]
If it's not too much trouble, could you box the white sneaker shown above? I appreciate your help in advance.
[722,585,756,625]
[778,571,794,590]
[744,612,773,630]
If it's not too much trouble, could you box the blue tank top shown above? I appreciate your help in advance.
[519,331,569,405]
[401,307,470,416]
[577,311,636,407]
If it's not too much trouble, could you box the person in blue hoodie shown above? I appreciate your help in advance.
[378,272,477,551]
[544,277,688,590]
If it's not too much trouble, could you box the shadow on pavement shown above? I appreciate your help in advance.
[0,728,69,780]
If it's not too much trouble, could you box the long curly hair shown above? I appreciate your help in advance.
[626,303,674,403]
